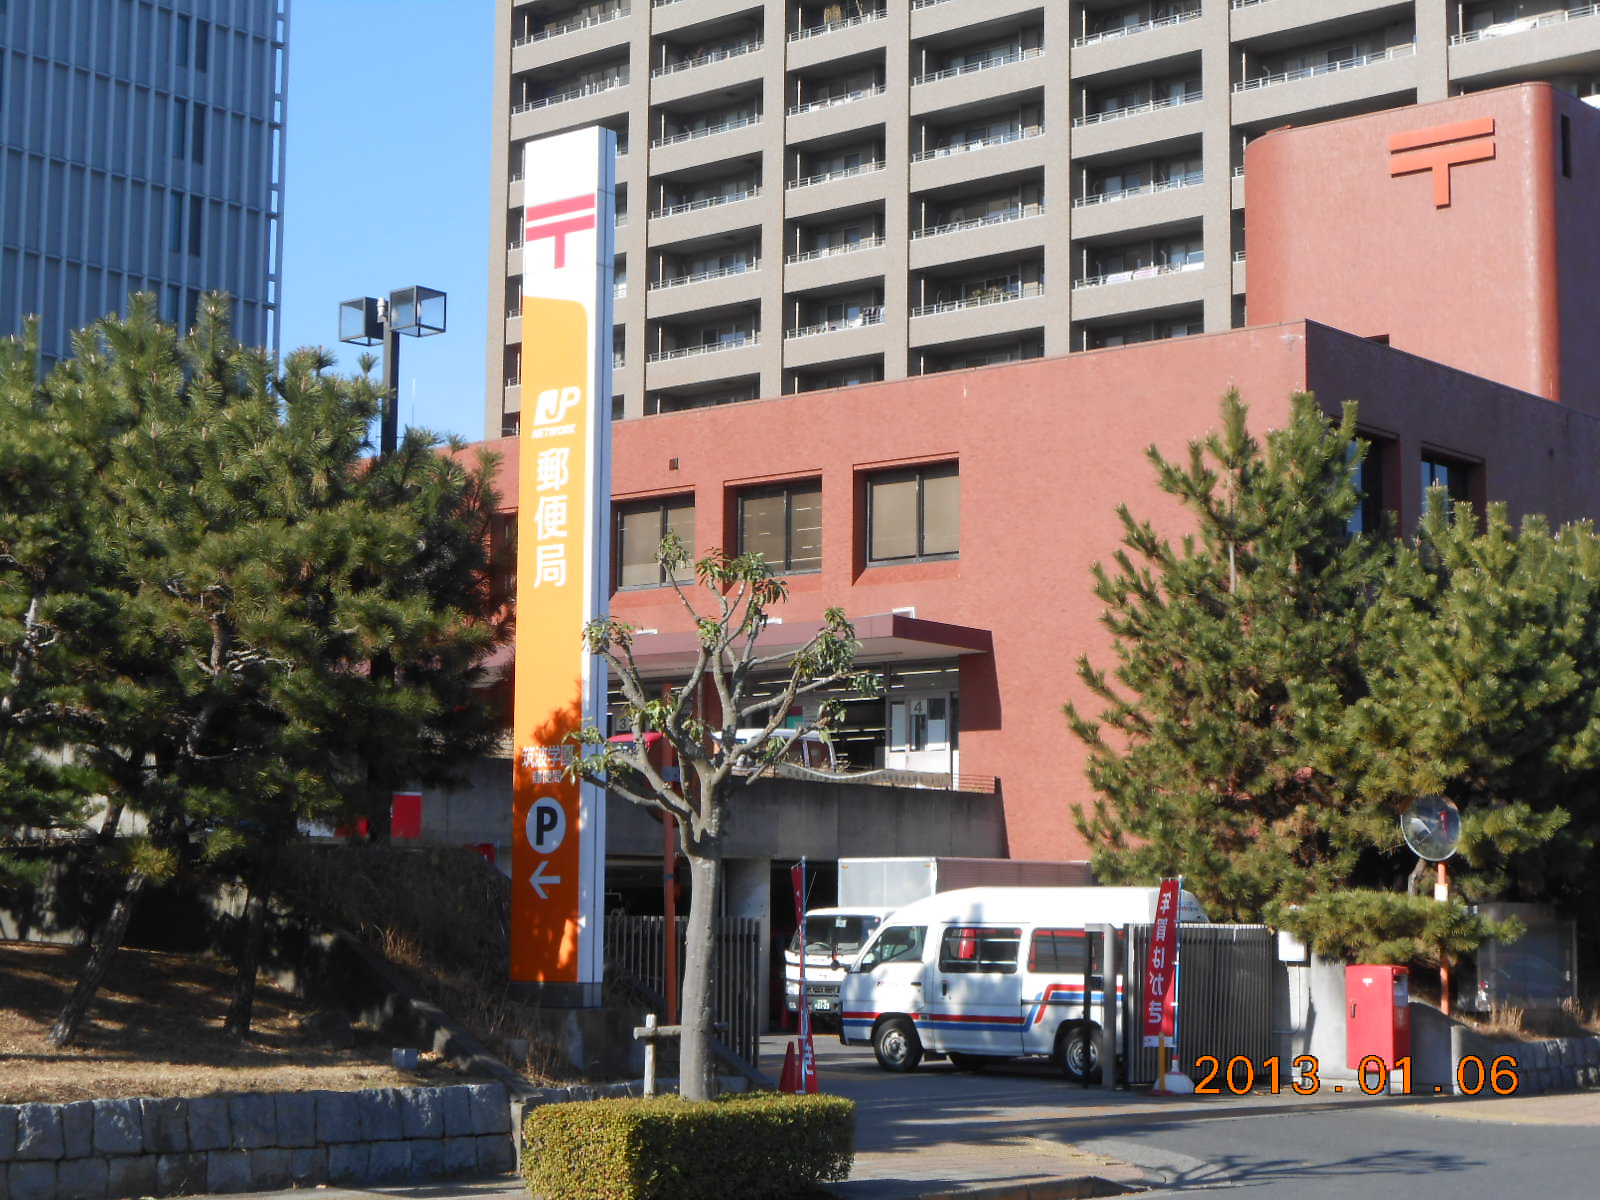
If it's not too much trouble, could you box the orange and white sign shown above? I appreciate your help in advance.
[512,127,615,1002]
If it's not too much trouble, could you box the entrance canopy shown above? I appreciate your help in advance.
[621,611,992,679]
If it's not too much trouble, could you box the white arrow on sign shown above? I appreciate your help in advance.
[529,860,563,900]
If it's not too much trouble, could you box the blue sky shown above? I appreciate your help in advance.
[277,0,493,444]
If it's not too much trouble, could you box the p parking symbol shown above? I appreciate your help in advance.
[526,796,567,854]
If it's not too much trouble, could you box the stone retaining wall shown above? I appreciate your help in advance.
[0,1084,513,1200]
[1458,1032,1600,1094]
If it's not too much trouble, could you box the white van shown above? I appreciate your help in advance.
[838,886,1208,1080]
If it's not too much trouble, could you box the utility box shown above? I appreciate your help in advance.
[1346,964,1410,1070]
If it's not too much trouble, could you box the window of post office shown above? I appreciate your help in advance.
[738,481,821,573]
[616,499,694,588]
[868,463,958,563]
[1421,455,1471,521]
[1347,437,1387,536]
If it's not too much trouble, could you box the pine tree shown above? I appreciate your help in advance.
[1333,501,1600,908]
[1066,392,1393,926]
[1065,392,1584,964]
[0,295,505,1043]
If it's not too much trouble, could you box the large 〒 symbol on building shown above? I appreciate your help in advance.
[1388,117,1496,208]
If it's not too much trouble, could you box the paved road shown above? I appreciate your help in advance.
[790,1031,1600,1198]
[1075,1099,1600,1196]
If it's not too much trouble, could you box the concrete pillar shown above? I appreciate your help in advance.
[725,857,772,1035]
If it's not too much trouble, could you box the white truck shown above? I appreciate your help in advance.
[838,885,1208,1081]
[784,857,1092,1021]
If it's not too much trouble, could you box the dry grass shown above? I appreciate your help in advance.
[1458,998,1600,1042]
[277,845,612,1084]
[0,941,498,1105]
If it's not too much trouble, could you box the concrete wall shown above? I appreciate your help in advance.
[0,1085,513,1200]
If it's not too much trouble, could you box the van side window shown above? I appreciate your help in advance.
[1030,929,1089,973]
[938,926,1022,974]
[867,925,925,967]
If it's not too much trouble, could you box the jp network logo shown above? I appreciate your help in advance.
[533,386,581,428]
[1388,117,1496,208]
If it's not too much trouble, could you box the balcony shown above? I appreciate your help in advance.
[646,333,760,363]
[785,308,885,339]
[911,280,1043,318]
[651,39,763,77]
[785,235,886,264]
[789,7,887,42]
[912,203,1044,239]
[1073,10,1201,47]
[651,113,761,148]
[1073,259,1203,289]
[1452,5,1600,45]
[515,6,629,45]
[787,160,887,190]
[787,85,886,117]
[512,75,629,114]
[648,261,760,291]
[910,125,1043,163]
[649,185,761,219]
[1233,43,1416,93]
[1072,174,1201,208]
[1073,91,1201,128]
[912,45,1043,85]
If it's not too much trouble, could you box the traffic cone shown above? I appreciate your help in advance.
[779,1041,799,1093]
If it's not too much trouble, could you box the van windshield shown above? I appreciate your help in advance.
[789,914,882,961]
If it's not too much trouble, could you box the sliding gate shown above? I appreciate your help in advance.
[1123,923,1275,1085]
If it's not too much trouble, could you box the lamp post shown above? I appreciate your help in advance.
[336,287,446,845]
[338,286,448,455]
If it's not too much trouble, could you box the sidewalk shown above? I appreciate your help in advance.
[189,1047,1598,1200]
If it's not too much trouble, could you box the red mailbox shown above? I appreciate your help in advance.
[1346,964,1410,1070]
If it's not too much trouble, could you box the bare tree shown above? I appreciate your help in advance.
[570,535,875,1100]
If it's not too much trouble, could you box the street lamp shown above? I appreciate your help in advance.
[339,286,448,455]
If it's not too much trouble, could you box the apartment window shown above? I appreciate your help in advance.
[172,98,187,157]
[795,361,883,391]
[939,926,1021,974]
[188,195,203,256]
[176,14,190,66]
[738,480,821,573]
[616,496,696,588]
[191,105,206,165]
[194,19,210,71]
[868,462,959,563]
[1421,455,1472,518]
[168,191,184,252]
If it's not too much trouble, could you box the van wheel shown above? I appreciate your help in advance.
[873,1017,923,1073]
[1055,1023,1102,1084]
[947,1051,990,1072]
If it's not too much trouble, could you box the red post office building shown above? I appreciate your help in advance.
[454,86,1600,920]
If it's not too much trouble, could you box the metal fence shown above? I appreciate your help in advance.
[605,914,763,1067]
[1124,923,1275,1085]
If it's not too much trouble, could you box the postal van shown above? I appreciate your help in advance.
[839,886,1207,1080]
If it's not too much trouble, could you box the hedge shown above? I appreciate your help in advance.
[520,1092,855,1200]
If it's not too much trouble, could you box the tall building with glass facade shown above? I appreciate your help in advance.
[487,0,1600,437]
[1,0,287,363]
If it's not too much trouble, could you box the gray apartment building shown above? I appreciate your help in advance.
[1,0,287,364]
[487,0,1600,436]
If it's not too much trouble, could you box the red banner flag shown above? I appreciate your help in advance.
[1141,879,1182,1050]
